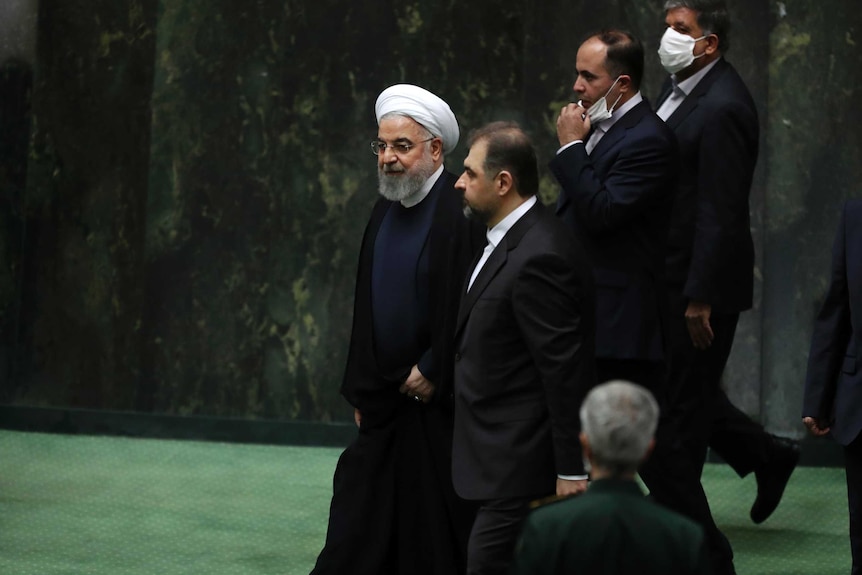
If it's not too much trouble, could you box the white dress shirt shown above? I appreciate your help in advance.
[467,196,537,291]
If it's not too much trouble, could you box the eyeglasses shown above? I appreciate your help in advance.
[370,137,435,156]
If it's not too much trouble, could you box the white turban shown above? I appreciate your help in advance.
[375,84,460,154]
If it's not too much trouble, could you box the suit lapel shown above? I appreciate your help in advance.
[589,100,650,159]
[656,77,673,108]
[665,58,728,130]
[455,202,543,336]
[456,237,507,329]
[589,124,624,160]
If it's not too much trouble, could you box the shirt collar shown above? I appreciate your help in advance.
[401,164,445,208]
[486,196,537,247]
[672,57,720,97]
[594,91,643,132]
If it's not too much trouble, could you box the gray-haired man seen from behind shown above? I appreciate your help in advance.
[511,380,708,575]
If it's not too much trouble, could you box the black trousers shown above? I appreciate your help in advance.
[709,390,773,477]
[466,497,533,575]
[637,290,739,575]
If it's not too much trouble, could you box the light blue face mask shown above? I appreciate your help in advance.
[579,76,623,124]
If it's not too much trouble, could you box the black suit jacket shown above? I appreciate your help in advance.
[657,58,759,313]
[550,99,677,361]
[341,170,484,419]
[803,199,862,446]
[452,201,596,500]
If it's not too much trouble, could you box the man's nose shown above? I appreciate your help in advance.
[380,148,399,163]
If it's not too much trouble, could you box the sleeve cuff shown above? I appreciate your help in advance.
[417,349,437,383]
[556,140,584,155]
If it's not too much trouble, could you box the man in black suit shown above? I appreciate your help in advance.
[550,29,677,397]
[312,84,483,575]
[803,199,862,575]
[452,122,596,575]
[550,31,706,572]
[649,1,796,572]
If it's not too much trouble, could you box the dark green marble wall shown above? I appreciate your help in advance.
[138,0,674,422]
[0,60,32,388]
[0,0,857,434]
[2,0,157,409]
[761,1,862,435]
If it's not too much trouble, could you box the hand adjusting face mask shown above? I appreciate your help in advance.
[578,75,623,124]
[658,27,706,74]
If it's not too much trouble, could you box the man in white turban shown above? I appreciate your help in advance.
[375,84,461,154]
[311,84,483,575]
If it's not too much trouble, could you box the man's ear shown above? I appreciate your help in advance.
[497,170,514,196]
[642,438,656,463]
[618,75,632,93]
[579,432,592,462]
[430,137,443,161]
[703,34,719,55]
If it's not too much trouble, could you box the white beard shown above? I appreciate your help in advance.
[378,149,436,202]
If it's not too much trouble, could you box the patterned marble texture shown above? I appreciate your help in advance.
[1,0,857,432]
[135,0,671,421]
[761,0,862,435]
[0,60,32,389]
[3,0,157,409]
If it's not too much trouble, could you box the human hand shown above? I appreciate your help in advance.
[399,364,436,403]
[685,301,714,350]
[556,102,591,146]
[803,416,830,436]
[556,478,588,497]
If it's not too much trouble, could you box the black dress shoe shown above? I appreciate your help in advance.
[750,435,800,524]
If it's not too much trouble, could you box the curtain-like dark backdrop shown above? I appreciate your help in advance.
[1,0,859,439]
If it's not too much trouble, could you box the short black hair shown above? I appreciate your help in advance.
[467,122,538,198]
[588,29,644,91]
[664,0,731,52]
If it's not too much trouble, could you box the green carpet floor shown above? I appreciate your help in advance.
[0,430,852,574]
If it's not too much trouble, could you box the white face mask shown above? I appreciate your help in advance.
[578,76,623,124]
[658,27,706,74]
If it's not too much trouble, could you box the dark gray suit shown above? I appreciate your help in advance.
[452,200,596,574]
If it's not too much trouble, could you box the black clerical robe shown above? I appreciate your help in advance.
[312,170,484,575]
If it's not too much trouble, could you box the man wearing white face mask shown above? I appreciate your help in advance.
[643,2,797,575]
[550,30,677,406]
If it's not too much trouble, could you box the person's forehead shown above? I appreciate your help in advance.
[665,7,700,29]
[464,139,487,167]
[576,38,608,74]
[377,115,424,139]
